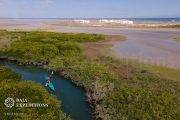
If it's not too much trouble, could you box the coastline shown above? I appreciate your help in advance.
[0,19,180,34]
[1,26,180,69]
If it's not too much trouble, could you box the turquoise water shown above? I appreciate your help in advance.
[1,61,92,120]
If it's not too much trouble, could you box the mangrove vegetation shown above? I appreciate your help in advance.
[0,66,70,120]
[0,30,179,120]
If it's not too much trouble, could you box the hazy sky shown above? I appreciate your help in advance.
[0,0,180,18]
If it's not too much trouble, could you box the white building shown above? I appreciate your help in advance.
[99,19,133,25]
[73,20,90,24]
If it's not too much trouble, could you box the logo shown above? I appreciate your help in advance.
[4,97,15,108]
[4,97,48,109]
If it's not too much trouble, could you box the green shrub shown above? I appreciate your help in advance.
[0,30,179,120]
[0,66,70,120]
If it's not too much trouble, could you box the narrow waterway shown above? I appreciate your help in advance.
[1,61,92,120]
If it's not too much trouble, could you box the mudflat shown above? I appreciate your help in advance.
[1,19,180,69]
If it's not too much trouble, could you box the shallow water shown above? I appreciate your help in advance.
[51,27,180,69]
[112,30,180,69]
[1,61,92,120]
[1,19,180,68]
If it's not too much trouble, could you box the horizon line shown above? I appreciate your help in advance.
[0,17,180,19]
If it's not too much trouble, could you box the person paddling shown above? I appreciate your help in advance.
[45,71,55,91]
[45,76,50,87]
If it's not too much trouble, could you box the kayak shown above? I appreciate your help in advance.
[48,82,55,91]
[45,71,55,91]
[45,82,55,91]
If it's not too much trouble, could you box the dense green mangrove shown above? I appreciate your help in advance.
[0,30,179,120]
[0,66,70,120]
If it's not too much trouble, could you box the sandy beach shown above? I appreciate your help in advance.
[0,19,180,69]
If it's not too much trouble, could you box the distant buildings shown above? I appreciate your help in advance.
[73,20,90,24]
[73,19,134,25]
[99,19,134,25]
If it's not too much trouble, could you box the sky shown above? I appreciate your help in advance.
[0,0,180,18]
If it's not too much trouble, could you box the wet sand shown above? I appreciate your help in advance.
[0,19,180,69]
[112,30,180,69]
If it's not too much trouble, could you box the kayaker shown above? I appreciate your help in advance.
[45,77,50,87]
[45,71,55,91]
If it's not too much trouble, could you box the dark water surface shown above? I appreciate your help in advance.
[1,61,92,120]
